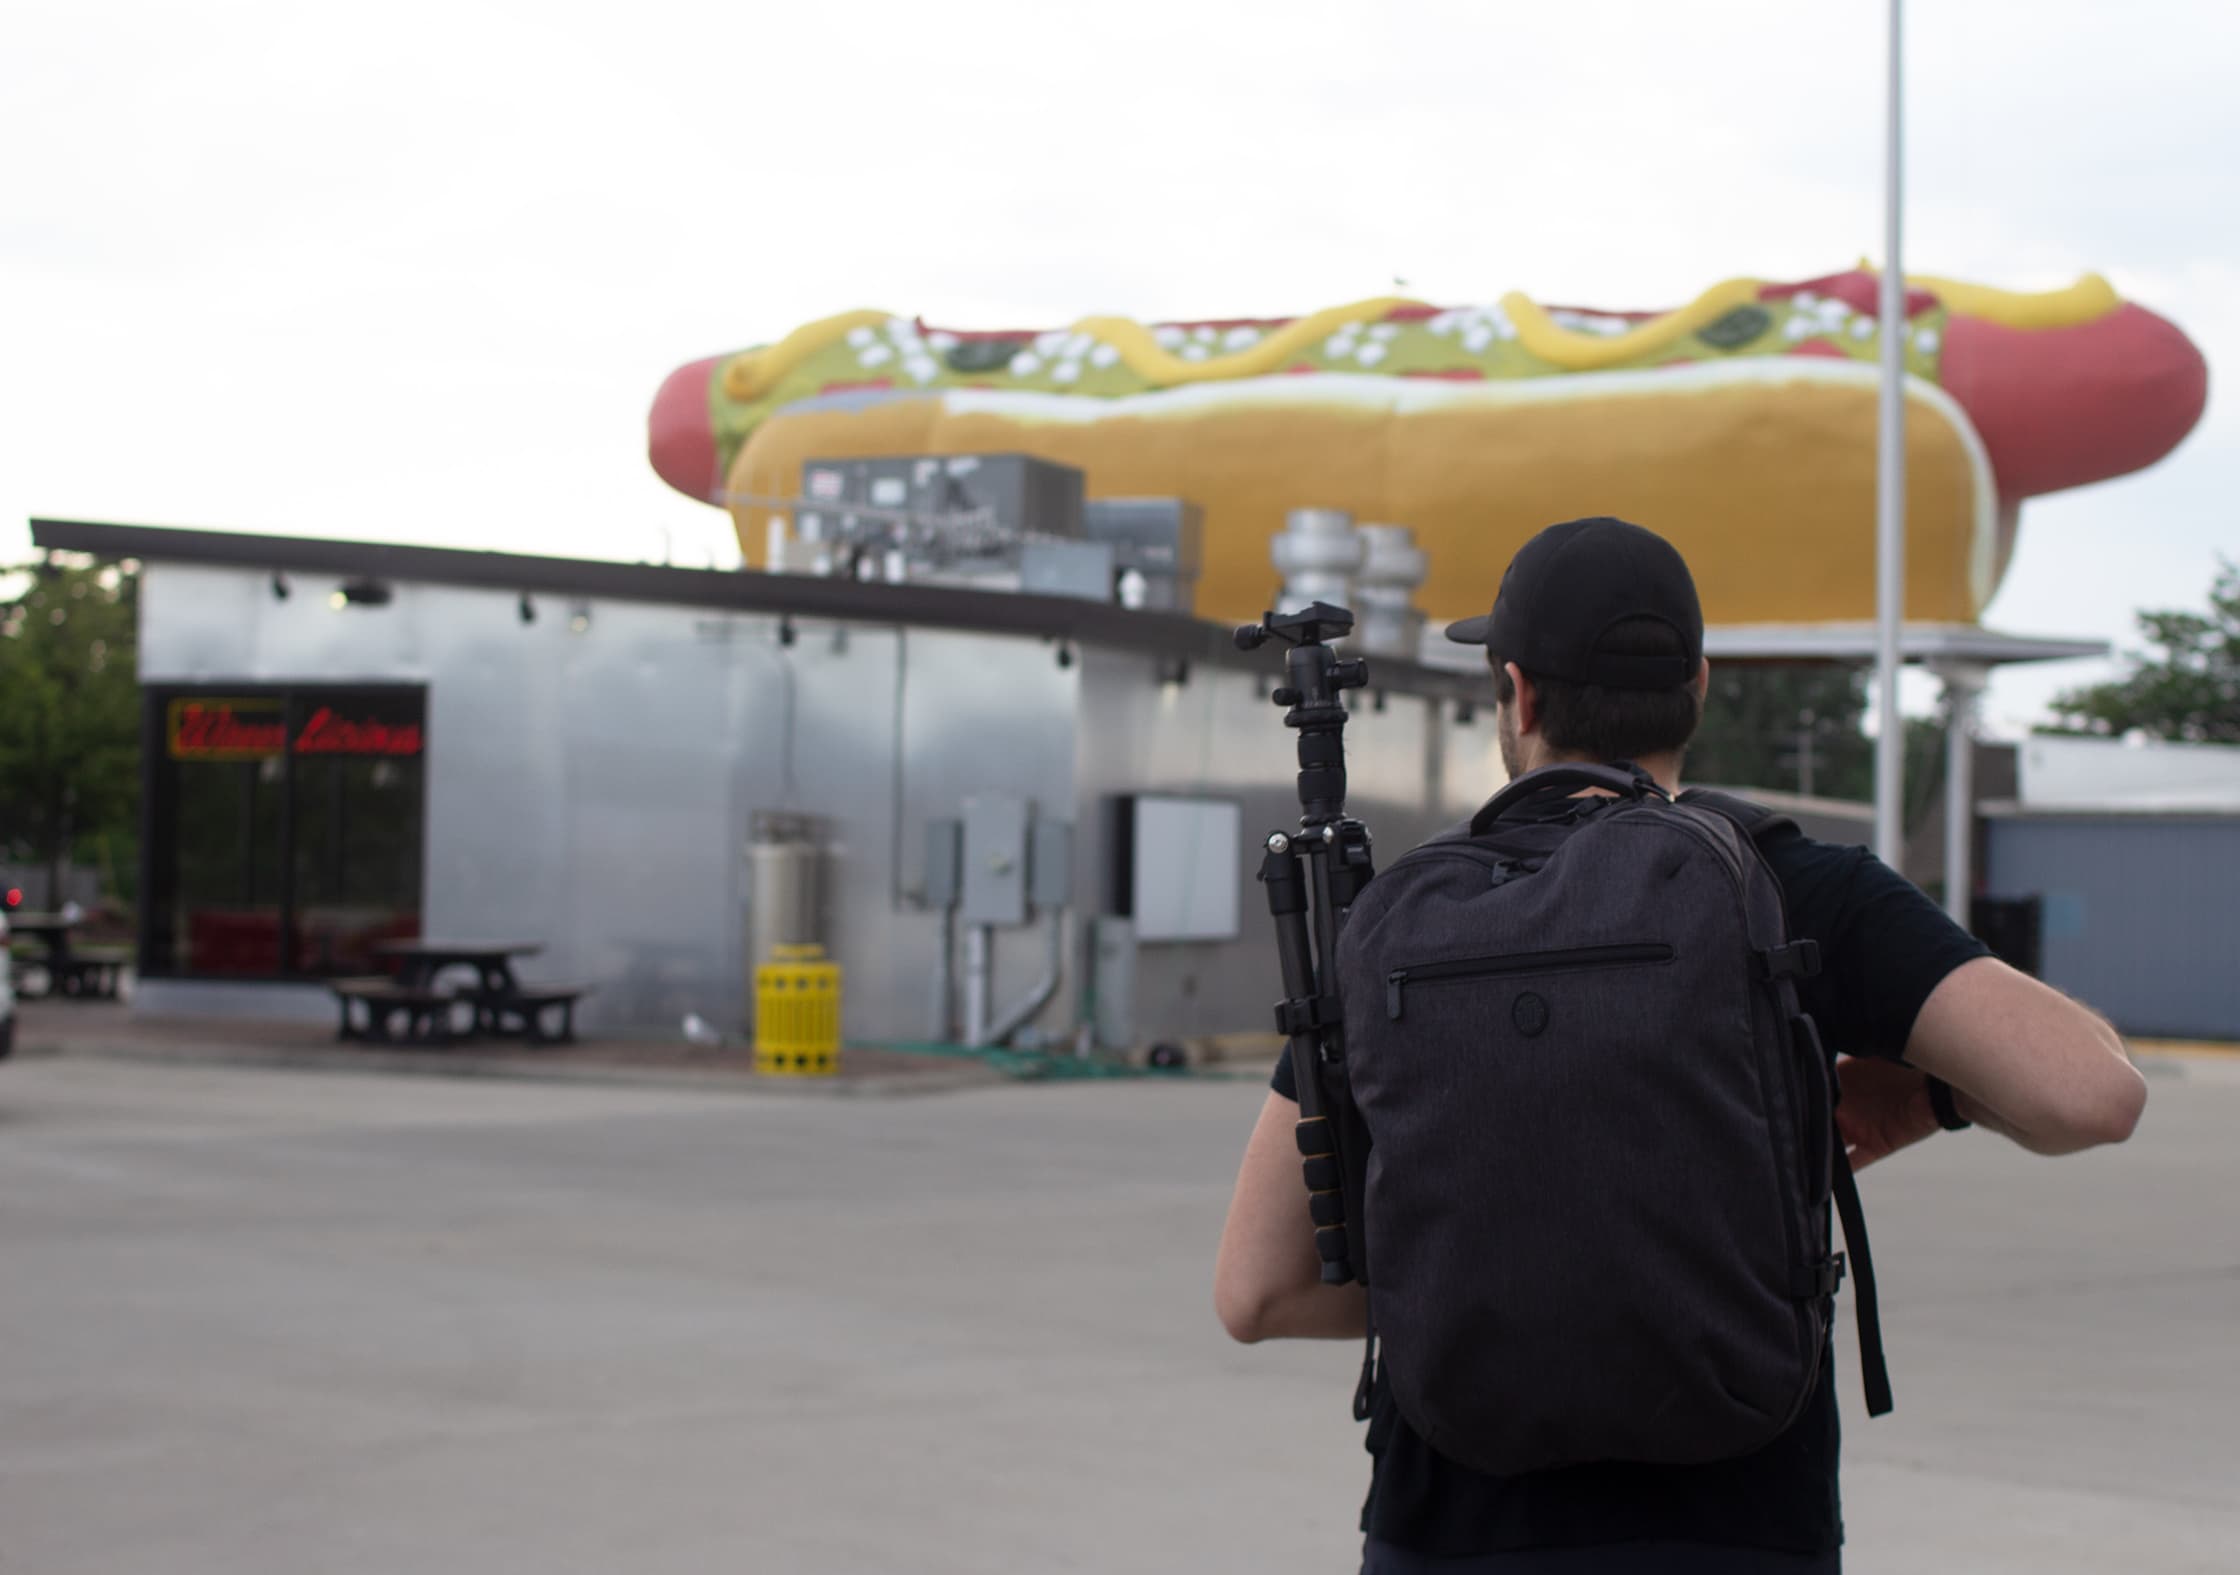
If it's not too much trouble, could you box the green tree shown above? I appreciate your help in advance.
[0,557,142,907]
[2045,559,2240,743]
[1688,663,1946,831]
[1688,664,1876,799]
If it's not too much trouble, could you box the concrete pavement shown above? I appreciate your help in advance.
[0,1052,2233,1573]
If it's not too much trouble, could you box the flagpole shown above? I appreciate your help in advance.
[1873,0,1908,868]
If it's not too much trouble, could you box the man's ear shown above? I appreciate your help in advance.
[1504,661,1539,736]
[1692,657,1711,705]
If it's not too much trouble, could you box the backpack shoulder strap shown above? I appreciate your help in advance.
[1687,786,1896,1417]
[1472,761,1666,835]
[1676,787,1797,846]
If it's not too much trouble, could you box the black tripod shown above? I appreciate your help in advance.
[1234,602,1376,1288]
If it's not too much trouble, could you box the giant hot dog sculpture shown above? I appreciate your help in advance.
[649,268,2206,626]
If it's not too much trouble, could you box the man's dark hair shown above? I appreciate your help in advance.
[1490,616,1702,761]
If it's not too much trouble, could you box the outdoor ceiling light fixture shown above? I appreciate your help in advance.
[518,592,536,625]
[331,578,393,609]
[566,600,592,635]
[270,571,290,601]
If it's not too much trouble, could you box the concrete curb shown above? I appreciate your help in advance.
[17,1037,1006,1099]
[2129,1038,2240,1058]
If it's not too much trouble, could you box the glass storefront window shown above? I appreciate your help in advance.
[142,687,427,979]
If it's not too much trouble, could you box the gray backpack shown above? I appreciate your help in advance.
[1333,762,1890,1476]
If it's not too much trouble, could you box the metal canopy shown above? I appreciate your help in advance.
[1413,619,2107,673]
[1701,622,2107,667]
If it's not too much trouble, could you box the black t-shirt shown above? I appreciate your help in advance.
[1268,802,1989,1562]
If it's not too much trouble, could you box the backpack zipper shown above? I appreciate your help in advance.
[1384,942,1674,1020]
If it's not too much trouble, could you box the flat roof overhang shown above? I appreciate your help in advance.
[30,517,1488,704]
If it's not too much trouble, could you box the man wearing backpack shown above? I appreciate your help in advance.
[1214,517,2146,1574]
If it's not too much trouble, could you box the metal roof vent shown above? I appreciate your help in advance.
[1353,523,1428,658]
[1271,507,1364,616]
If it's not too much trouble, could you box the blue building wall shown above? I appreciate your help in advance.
[1983,814,2240,1041]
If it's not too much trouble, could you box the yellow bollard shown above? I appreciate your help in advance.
[754,943,842,1076]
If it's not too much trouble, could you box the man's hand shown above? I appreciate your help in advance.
[1835,1055,1940,1170]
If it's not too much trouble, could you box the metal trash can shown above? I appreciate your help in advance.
[754,943,842,1076]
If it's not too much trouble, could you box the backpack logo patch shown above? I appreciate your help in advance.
[1512,991,1550,1037]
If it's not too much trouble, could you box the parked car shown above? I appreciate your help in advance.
[1,885,18,1059]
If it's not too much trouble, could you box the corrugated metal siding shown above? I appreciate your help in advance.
[1984,816,2240,1040]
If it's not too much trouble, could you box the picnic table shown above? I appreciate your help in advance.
[7,913,127,1000]
[375,939,541,998]
[330,939,586,1046]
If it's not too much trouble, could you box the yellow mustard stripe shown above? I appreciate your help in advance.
[1913,272,2120,329]
[1857,262,2123,330]
[723,298,1420,401]
[722,308,891,402]
[1498,278,1765,371]
[719,272,2130,403]
[1073,297,1418,384]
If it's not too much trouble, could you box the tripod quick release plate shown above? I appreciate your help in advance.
[1234,602,1356,653]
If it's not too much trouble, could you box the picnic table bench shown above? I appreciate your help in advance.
[330,940,589,1046]
[8,914,127,1001]
[54,945,130,998]
[474,984,589,1045]
[330,977,475,1044]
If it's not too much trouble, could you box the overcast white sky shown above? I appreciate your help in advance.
[5,0,2233,734]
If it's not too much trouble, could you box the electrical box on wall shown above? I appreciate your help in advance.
[1108,794,1242,943]
[1029,817,1074,910]
[960,794,1031,926]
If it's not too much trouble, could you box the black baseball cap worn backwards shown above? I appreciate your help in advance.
[1445,516,1704,691]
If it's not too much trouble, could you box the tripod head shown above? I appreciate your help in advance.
[1234,602,1369,828]
[1234,602,1369,707]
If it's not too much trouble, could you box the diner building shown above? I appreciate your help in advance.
[36,516,1487,1047]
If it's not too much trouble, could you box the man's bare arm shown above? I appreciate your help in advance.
[1214,1091,1369,1342]
[1901,956,2146,1155]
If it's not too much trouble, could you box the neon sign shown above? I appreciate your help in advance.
[168,699,423,760]
[293,707,423,757]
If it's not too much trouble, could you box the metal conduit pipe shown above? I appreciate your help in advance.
[929,906,958,1043]
[962,924,994,1047]
[981,909,1066,1048]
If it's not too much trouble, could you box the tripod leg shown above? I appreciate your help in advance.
[1262,840,1357,1286]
